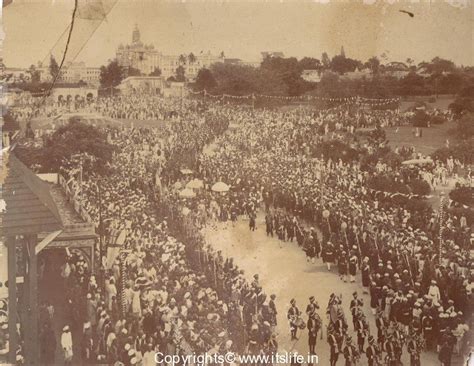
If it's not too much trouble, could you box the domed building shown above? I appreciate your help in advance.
[116,25,224,80]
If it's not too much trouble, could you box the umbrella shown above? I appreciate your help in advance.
[182,207,191,216]
[186,179,204,189]
[180,168,193,175]
[401,158,433,165]
[173,181,183,189]
[211,181,230,193]
[179,188,196,198]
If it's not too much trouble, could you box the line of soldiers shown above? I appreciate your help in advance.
[280,292,427,366]
[263,211,363,281]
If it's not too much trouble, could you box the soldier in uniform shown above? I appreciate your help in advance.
[348,250,358,283]
[306,296,320,316]
[269,294,278,330]
[338,250,348,282]
[334,312,348,336]
[323,241,335,271]
[307,308,320,355]
[354,313,368,354]
[383,333,398,366]
[365,336,380,366]
[342,336,359,366]
[406,330,422,366]
[287,299,301,340]
[249,210,256,231]
[350,292,363,330]
[265,212,274,237]
[327,325,341,366]
[422,313,434,350]
[375,309,387,346]
[311,227,321,258]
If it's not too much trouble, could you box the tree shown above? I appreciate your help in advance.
[178,54,187,65]
[449,97,474,117]
[427,57,456,75]
[330,55,361,74]
[188,53,197,64]
[298,57,321,70]
[400,72,427,95]
[127,67,141,77]
[365,56,380,74]
[175,65,186,82]
[99,60,124,89]
[150,67,162,76]
[49,55,59,80]
[321,52,330,68]
[449,113,474,140]
[406,58,415,69]
[219,51,225,59]
[318,71,342,96]
[194,68,216,91]
[27,64,41,84]
[449,186,474,206]
[16,118,115,174]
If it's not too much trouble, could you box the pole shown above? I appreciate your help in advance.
[26,234,39,364]
[79,157,83,203]
[438,196,447,264]
[98,181,104,290]
[7,237,18,364]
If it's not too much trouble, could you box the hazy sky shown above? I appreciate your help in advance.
[2,0,473,68]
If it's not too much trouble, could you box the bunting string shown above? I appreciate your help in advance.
[189,89,401,106]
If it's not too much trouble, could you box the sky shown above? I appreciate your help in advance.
[2,0,473,68]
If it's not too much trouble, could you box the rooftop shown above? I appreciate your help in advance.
[0,153,96,243]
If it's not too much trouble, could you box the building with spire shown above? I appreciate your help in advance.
[116,25,224,80]
[340,46,345,58]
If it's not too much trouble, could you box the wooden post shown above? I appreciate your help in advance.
[7,236,18,364]
[26,234,39,364]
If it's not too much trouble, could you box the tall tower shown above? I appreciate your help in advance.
[340,46,345,58]
[132,24,141,44]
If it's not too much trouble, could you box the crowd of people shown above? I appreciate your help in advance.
[12,93,472,365]
[33,100,285,365]
[164,100,472,365]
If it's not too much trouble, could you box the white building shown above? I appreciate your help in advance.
[116,25,224,80]
[38,61,101,86]
[117,76,166,94]
[301,70,322,83]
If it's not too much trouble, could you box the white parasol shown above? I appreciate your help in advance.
[180,168,193,175]
[186,179,204,189]
[182,207,191,216]
[211,181,230,193]
[179,188,196,198]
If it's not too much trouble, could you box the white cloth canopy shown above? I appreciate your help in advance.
[401,158,433,165]
[180,168,193,175]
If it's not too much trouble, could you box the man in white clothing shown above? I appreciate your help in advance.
[61,325,73,365]
[427,280,441,304]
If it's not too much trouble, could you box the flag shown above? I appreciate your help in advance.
[76,0,109,21]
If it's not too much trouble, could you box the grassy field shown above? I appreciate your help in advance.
[385,121,454,156]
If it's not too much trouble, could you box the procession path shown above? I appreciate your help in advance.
[202,214,440,366]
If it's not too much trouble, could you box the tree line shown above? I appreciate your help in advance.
[193,55,474,98]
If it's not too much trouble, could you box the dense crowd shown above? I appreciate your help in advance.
[167,101,472,365]
[18,94,472,365]
[35,101,283,366]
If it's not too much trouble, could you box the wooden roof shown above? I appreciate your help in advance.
[1,153,63,236]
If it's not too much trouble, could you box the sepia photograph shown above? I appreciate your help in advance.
[0,0,473,365]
